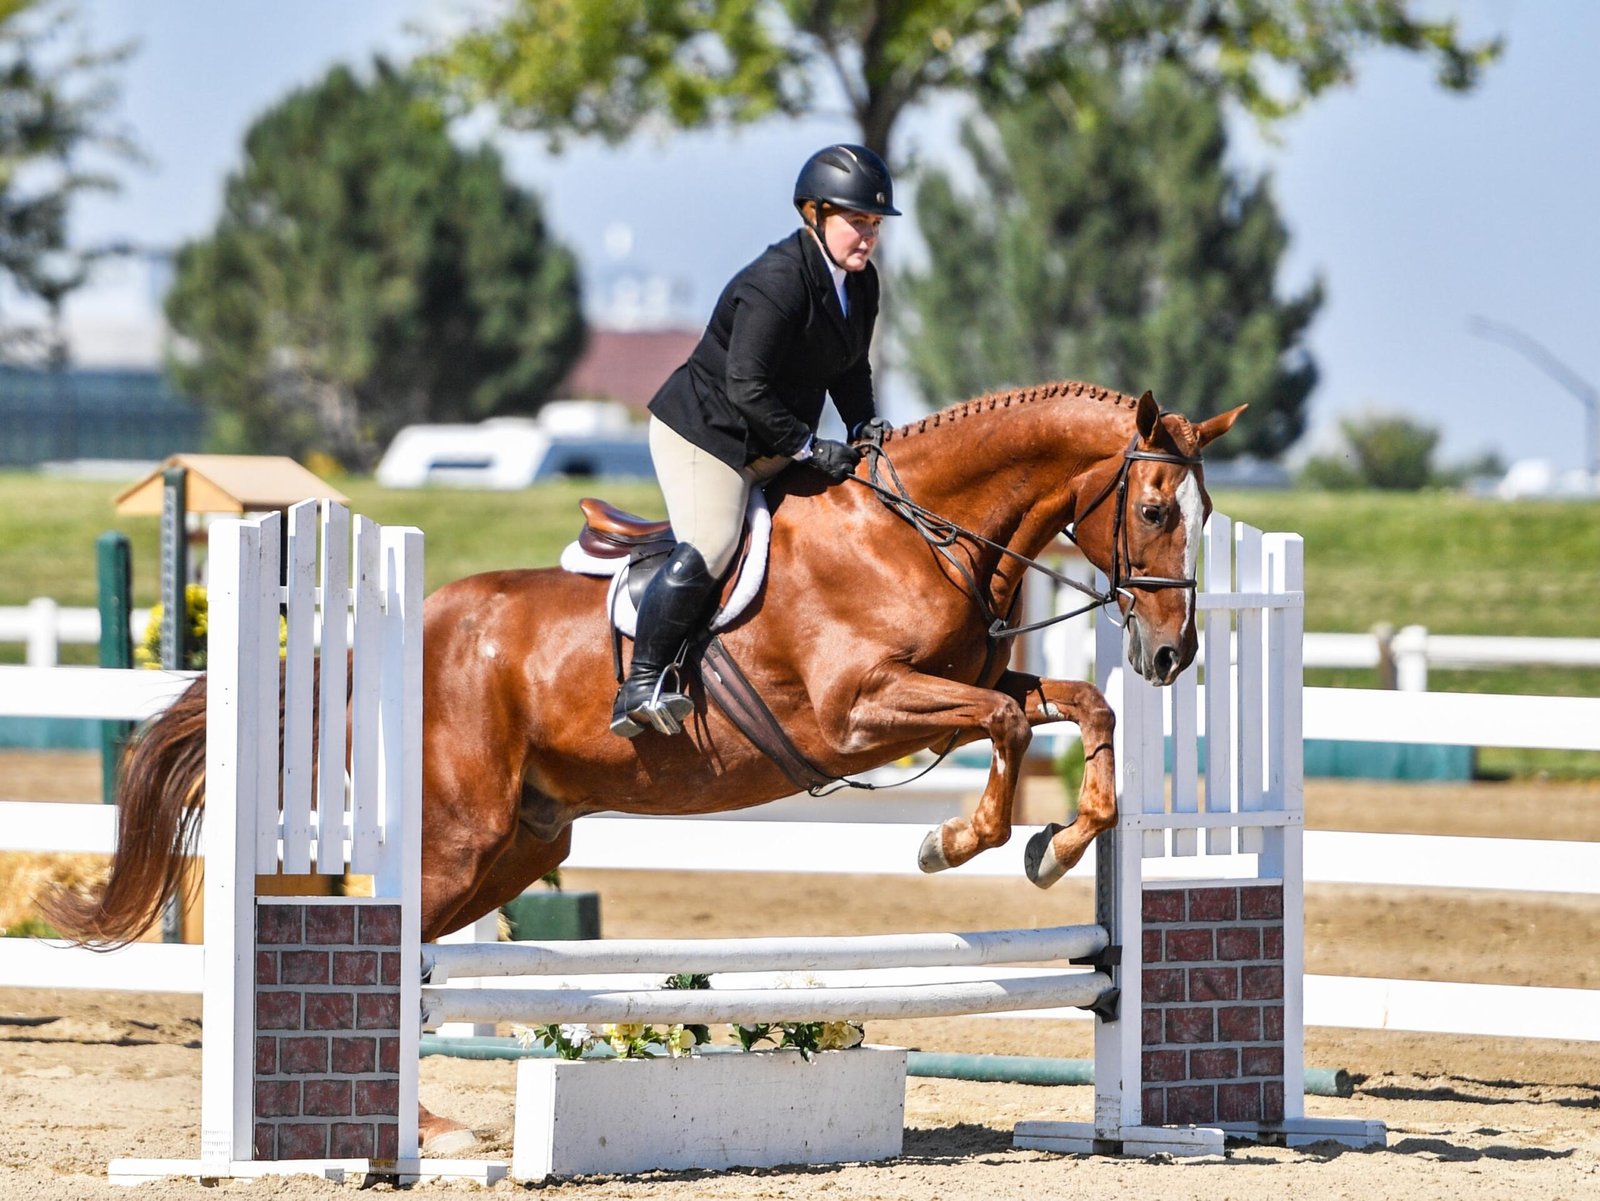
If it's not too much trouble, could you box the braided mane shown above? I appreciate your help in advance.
[882,379,1139,444]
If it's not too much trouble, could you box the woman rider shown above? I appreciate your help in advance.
[612,143,900,738]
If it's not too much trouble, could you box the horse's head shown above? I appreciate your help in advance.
[1075,391,1245,686]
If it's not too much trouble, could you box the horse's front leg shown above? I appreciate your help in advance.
[829,666,1032,874]
[992,671,1117,889]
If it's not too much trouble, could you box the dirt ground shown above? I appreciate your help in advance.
[1,753,1598,1199]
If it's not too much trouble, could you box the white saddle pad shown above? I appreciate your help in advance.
[557,489,771,638]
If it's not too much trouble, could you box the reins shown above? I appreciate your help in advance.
[849,433,1203,642]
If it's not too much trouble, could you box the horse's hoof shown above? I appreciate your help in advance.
[420,1119,478,1157]
[917,828,950,874]
[1024,823,1067,890]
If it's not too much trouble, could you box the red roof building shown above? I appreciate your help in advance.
[557,327,702,416]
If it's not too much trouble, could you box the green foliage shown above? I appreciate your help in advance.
[164,59,585,469]
[0,0,138,361]
[734,1019,864,1060]
[1,914,60,939]
[900,66,1320,459]
[422,1,1498,157]
[134,583,210,671]
[1209,489,1600,650]
[1299,413,1442,491]
[423,0,801,147]
[522,1023,595,1060]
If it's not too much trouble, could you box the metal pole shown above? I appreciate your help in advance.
[159,467,187,943]
[1468,316,1600,481]
[160,467,189,670]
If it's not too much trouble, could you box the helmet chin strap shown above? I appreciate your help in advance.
[805,207,846,270]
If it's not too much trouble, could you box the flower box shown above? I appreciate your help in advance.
[511,1046,908,1180]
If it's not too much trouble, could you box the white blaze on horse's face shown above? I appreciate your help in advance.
[1176,469,1203,631]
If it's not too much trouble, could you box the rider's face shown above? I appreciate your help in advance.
[821,207,883,271]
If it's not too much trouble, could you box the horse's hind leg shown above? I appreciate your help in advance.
[431,825,575,938]
[991,672,1117,889]
[416,823,575,1156]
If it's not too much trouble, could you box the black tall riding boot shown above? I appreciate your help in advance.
[611,543,718,738]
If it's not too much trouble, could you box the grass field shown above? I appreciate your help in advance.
[2,470,1596,774]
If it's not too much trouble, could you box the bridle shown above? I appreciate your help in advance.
[852,432,1203,642]
[1060,433,1204,630]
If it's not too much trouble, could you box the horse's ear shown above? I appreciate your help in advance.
[1193,404,1248,449]
[1135,391,1160,441]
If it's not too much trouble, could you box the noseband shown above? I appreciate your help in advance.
[854,432,1202,642]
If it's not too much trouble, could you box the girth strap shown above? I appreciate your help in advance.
[700,638,836,794]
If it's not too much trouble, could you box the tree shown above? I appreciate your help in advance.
[422,1,1499,162]
[164,59,585,469]
[898,66,1320,459]
[1300,413,1440,490]
[0,0,138,364]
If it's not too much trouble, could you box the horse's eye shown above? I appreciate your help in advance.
[1140,504,1165,526]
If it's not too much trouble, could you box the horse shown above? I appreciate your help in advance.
[45,380,1243,1151]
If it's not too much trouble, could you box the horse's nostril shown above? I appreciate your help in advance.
[1154,646,1179,680]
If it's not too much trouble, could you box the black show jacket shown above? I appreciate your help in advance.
[647,229,878,468]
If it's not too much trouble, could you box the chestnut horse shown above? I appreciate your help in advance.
[47,380,1241,1150]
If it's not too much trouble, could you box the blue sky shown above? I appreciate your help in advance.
[65,0,1600,473]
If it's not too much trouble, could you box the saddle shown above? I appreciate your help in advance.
[575,498,673,560]
[559,492,772,637]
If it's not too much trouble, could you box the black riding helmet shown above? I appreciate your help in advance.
[794,144,899,269]
[793,144,901,217]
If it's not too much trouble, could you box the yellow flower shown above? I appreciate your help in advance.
[817,1021,865,1051]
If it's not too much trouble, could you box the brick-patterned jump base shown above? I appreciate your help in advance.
[1141,881,1285,1126]
[254,899,404,1161]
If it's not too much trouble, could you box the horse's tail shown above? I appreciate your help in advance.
[40,674,211,948]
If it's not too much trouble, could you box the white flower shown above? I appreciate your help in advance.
[559,1023,592,1045]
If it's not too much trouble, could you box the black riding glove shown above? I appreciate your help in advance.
[851,417,892,445]
[809,438,862,483]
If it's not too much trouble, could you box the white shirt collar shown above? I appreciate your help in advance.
[829,262,849,315]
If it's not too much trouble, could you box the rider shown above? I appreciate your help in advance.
[611,143,900,738]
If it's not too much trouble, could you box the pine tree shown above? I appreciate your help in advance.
[0,0,137,363]
[900,67,1322,460]
[164,59,585,469]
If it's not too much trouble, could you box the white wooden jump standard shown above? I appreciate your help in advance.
[109,503,493,1187]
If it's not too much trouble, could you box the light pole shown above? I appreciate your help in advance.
[1468,316,1600,482]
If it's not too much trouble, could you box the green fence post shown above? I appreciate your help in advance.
[96,531,133,805]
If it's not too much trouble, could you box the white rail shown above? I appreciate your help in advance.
[427,924,1109,980]
[424,972,1116,1028]
[0,665,195,720]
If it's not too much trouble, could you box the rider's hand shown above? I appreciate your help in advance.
[851,417,892,444]
[809,438,862,483]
